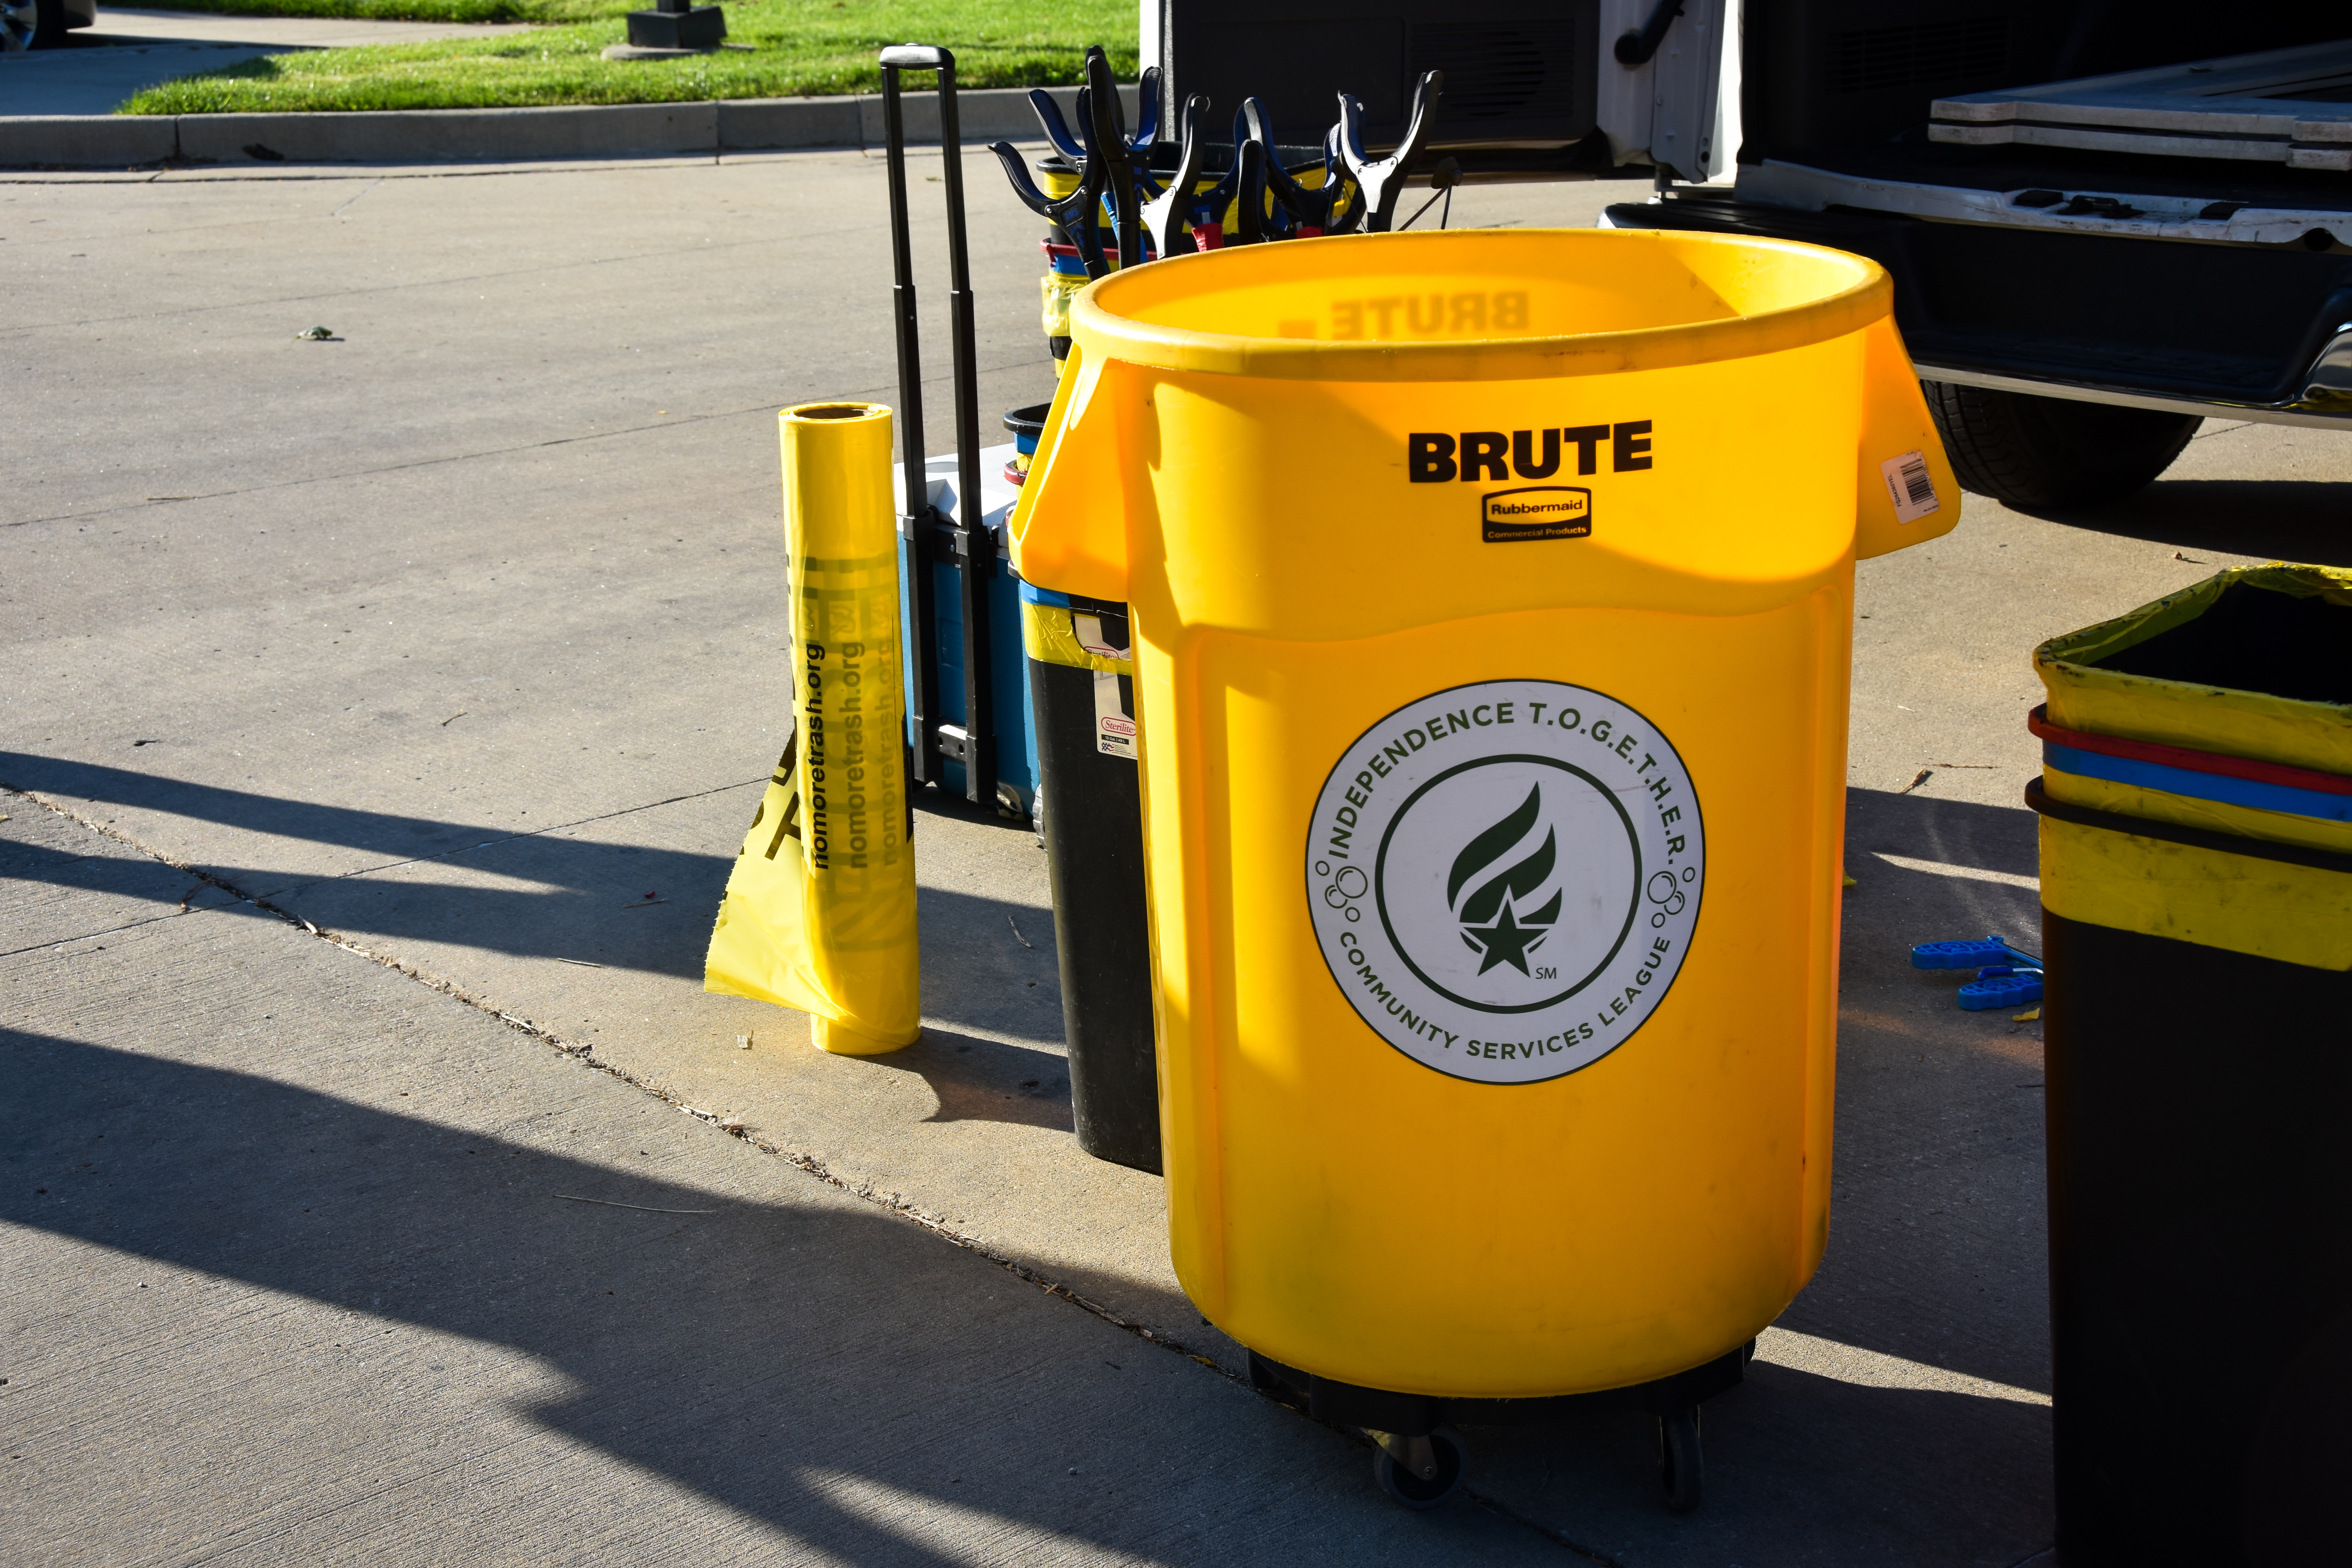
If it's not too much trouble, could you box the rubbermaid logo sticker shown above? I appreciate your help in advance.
[1482,486,1591,543]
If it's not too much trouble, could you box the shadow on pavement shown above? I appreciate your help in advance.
[0,753,1064,1048]
[1777,786,2053,1408]
[868,1026,1075,1132]
[1845,786,2038,884]
[1462,1357,2052,1567]
[2022,477,2352,568]
[4,1026,2053,1566]
[0,1029,1311,1563]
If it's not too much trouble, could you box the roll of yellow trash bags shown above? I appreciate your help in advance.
[705,401,921,1055]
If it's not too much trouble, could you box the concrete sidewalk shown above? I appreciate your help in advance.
[6,147,2347,1564]
[0,8,533,116]
[0,82,1143,175]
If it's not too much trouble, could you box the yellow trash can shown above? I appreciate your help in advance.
[1009,227,1957,1509]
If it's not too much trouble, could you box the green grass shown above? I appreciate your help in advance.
[113,0,611,24]
[118,0,1138,113]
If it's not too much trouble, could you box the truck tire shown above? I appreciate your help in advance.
[1922,380,2200,511]
[1,0,64,50]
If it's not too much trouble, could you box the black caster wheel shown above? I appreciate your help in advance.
[1657,1406,1703,1514]
[1246,1350,1286,1394]
[1372,1429,1466,1511]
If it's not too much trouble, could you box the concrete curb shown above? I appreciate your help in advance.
[0,84,1131,168]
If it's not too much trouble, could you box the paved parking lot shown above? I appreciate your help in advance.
[6,147,2345,1565]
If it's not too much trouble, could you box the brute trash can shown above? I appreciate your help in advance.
[1008,227,1959,1507]
[2029,564,2352,1568]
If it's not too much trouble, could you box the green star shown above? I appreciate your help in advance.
[1465,900,1544,976]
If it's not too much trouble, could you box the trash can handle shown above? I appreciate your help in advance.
[1853,315,1962,559]
[1007,343,1133,602]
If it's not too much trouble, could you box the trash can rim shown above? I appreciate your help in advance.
[2029,776,2352,876]
[1067,228,1891,383]
[781,400,891,425]
[2033,563,2352,777]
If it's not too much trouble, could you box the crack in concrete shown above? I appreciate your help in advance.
[327,176,384,219]
[4,781,1595,1553]
[0,900,223,962]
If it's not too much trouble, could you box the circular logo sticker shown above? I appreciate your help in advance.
[1307,680,1704,1084]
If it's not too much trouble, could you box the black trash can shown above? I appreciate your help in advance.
[2030,565,2352,1567]
[1008,401,1161,1175]
[1021,585,1159,1172]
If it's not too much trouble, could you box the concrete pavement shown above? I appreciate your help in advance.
[4,802,1546,1565]
[7,146,2345,1564]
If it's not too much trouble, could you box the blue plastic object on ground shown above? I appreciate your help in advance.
[1913,935,2042,971]
[1958,969,2045,1010]
[1914,935,2046,1011]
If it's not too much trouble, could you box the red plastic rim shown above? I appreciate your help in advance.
[2028,705,2352,796]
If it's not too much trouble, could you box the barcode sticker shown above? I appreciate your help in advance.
[1094,670,1138,760]
[1880,450,1940,524]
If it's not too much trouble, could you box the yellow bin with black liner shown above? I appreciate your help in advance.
[1008,228,1957,1415]
[2027,564,2352,1568]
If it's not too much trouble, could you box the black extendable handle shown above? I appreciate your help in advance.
[931,51,993,806]
[877,56,941,789]
[933,53,983,574]
[879,63,928,523]
[879,42,997,807]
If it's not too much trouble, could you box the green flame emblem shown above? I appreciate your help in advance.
[1448,785,1562,976]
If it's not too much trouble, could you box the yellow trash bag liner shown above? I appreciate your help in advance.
[705,403,921,1054]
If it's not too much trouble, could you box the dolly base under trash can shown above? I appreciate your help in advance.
[1247,1343,1751,1513]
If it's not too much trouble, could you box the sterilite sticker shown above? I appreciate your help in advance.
[1306,679,1705,1084]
